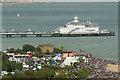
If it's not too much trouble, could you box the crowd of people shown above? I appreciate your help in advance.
[65,53,119,79]
[4,50,120,79]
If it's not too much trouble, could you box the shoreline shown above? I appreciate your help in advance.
[0,2,49,5]
[2,45,119,79]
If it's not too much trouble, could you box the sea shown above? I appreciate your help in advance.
[2,2,118,60]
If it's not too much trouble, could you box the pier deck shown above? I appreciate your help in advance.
[0,31,115,37]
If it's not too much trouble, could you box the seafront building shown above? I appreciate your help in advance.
[0,16,114,37]
[54,16,100,34]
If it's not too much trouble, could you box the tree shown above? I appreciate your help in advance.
[54,47,61,52]
[15,48,22,53]
[2,74,12,79]
[54,48,58,52]
[45,50,50,55]
[25,70,33,75]
[36,47,42,52]
[34,47,44,57]
[23,44,35,52]
[43,68,55,78]
[2,53,8,61]
[7,48,15,53]
[77,68,90,79]
[34,50,44,57]
[73,62,79,68]
[60,46,64,50]
[70,62,73,66]
[78,57,84,64]
[2,61,14,72]
[68,72,73,78]
[12,72,28,78]
[37,68,55,78]
[56,73,67,78]
[60,46,64,52]
[2,63,7,71]
[15,63,23,71]
[2,54,23,72]
[25,70,35,78]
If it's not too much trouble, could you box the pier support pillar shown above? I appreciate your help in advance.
[21,35,26,37]
[6,35,12,37]
[36,34,41,37]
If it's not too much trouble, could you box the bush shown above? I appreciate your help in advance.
[77,68,90,79]
[23,44,35,52]
[7,48,15,53]
[2,54,23,72]
[12,72,28,78]
[34,50,44,57]
[56,73,67,78]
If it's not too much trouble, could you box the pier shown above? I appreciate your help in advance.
[0,30,115,38]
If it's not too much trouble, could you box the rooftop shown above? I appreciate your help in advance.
[66,16,83,26]
[84,22,99,27]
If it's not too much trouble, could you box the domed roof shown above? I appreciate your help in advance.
[66,16,83,26]
[67,21,83,26]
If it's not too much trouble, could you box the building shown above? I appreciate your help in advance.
[39,44,54,52]
[54,16,99,34]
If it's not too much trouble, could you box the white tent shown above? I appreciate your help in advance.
[23,65,29,68]
[62,57,79,66]
[23,65,29,70]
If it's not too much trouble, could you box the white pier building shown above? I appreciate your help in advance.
[54,16,100,34]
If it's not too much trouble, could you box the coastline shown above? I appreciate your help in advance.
[0,2,48,5]
[1,44,119,79]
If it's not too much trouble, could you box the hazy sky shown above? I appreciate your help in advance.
[3,0,119,2]
[34,0,119,2]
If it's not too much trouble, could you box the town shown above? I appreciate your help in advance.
[1,44,119,79]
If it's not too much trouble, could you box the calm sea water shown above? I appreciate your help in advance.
[2,2,118,60]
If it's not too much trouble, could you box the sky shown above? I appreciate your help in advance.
[38,0,119,2]
[1,0,119,2]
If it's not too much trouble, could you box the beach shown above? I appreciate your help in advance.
[106,64,119,72]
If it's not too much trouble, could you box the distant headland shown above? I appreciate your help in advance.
[0,2,50,5]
